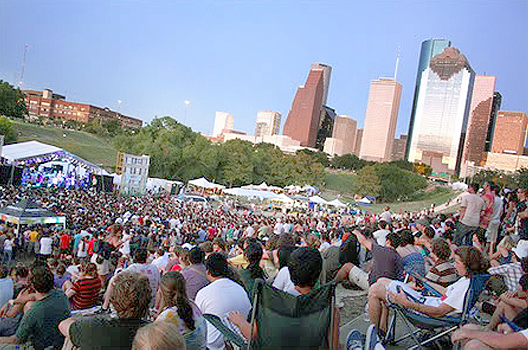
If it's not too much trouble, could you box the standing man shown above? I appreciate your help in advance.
[487,183,504,256]
[454,184,485,246]
[516,188,528,242]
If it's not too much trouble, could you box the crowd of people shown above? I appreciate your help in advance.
[0,182,527,349]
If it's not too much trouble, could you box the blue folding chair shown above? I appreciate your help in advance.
[384,273,490,350]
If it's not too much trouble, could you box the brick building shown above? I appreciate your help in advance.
[491,111,528,155]
[23,89,142,129]
[283,68,325,148]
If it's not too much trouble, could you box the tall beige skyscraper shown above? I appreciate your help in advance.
[323,115,357,156]
[212,111,234,137]
[255,111,281,140]
[360,78,402,162]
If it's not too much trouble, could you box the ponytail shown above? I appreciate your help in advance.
[175,293,195,331]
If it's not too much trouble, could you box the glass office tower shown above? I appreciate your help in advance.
[406,46,475,176]
[405,39,451,159]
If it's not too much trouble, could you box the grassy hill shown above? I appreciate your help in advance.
[322,172,459,213]
[11,120,118,169]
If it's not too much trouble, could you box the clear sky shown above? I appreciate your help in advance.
[1,0,527,138]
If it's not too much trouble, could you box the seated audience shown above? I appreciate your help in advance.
[195,253,251,350]
[155,271,206,349]
[59,271,151,349]
[424,238,458,288]
[62,261,102,310]
[487,273,528,330]
[132,321,187,350]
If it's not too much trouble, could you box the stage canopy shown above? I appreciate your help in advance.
[2,140,103,173]
[0,198,66,226]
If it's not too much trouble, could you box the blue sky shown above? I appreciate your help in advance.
[1,0,527,138]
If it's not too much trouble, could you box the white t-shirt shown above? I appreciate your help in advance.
[380,211,392,223]
[39,237,53,255]
[196,278,251,350]
[272,266,295,293]
[461,194,485,227]
[388,276,469,313]
[490,196,504,223]
[274,223,283,235]
[521,328,528,340]
[373,229,390,246]
[3,239,13,251]
[126,263,160,301]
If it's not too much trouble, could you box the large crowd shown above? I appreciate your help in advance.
[0,182,527,349]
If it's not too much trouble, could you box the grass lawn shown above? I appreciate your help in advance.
[12,120,118,169]
[366,187,459,213]
[322,171,460,214]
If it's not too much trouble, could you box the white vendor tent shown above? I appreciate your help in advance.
[309,196,329,205]
[358,197,372,205]
[224,188,280,199]
[274,193,294,204]
[328,199,347,207]
[188,177,225,189]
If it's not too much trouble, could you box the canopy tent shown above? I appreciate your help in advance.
[309,196,329,205]
[328,199,347,207]
[188,177,225,189]
[274,193,294,204]
[0,198,66,228]
[358,197,372,206]
[224,188,280,200]
[2,140,103,173]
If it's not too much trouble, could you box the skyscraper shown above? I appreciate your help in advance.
[283,67,325,147]
[315,106,336,151]
[212,111,234,137]
[333,115,357,155]
[254,111,281,140]
[354,129,363,156]
[311,63,332,105]
[491,111,528,155]
[360,78,402,162]
[405,39,451,159]
[406,45,475,176]
[391,135,408,161]
[485,92,502,152]
[462,75,497,167]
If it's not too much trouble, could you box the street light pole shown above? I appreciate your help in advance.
[183,100,190,125]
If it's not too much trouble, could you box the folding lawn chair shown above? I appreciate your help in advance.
[203,278,338,350]
[384,273,490,350]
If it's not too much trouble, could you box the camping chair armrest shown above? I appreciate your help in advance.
[500,315,524,332]
[203,313,248,348]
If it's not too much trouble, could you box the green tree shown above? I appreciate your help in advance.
[375,165,428,202]
[0,81,27,119]
[102,119,122,136]
[0,116,17,143]
[222,139,254,186]
[331,153,372,171]
[354,165,381,197]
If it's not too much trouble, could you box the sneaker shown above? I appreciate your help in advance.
[345,329,364,350]
[365,324,385,350]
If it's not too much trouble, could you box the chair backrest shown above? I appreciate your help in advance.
[250,279,337,350]
[460,273,490,323]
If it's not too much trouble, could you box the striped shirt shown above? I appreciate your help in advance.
[425,260,459,287]
[72,277,102,310]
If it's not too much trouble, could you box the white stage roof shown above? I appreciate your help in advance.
[2,141,62,162]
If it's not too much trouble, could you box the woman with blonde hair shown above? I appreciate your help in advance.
[132,321,186,350]
[155,271,206,349]
[490,236,517,267]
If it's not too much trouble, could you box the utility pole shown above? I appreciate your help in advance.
[18,44,28,88]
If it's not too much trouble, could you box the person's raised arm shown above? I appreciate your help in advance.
[352,230,372,251]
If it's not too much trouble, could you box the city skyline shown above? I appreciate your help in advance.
[1,1,527,139]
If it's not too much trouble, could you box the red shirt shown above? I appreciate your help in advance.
[72,277,102,310]
[88,238,97,255]
[60,234,72,250]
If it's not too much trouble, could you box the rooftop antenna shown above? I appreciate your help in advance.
[394,44,401,81]
[18,44,28,88]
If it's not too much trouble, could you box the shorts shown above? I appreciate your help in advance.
[486,221,500,243]
[348,266,369,291]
